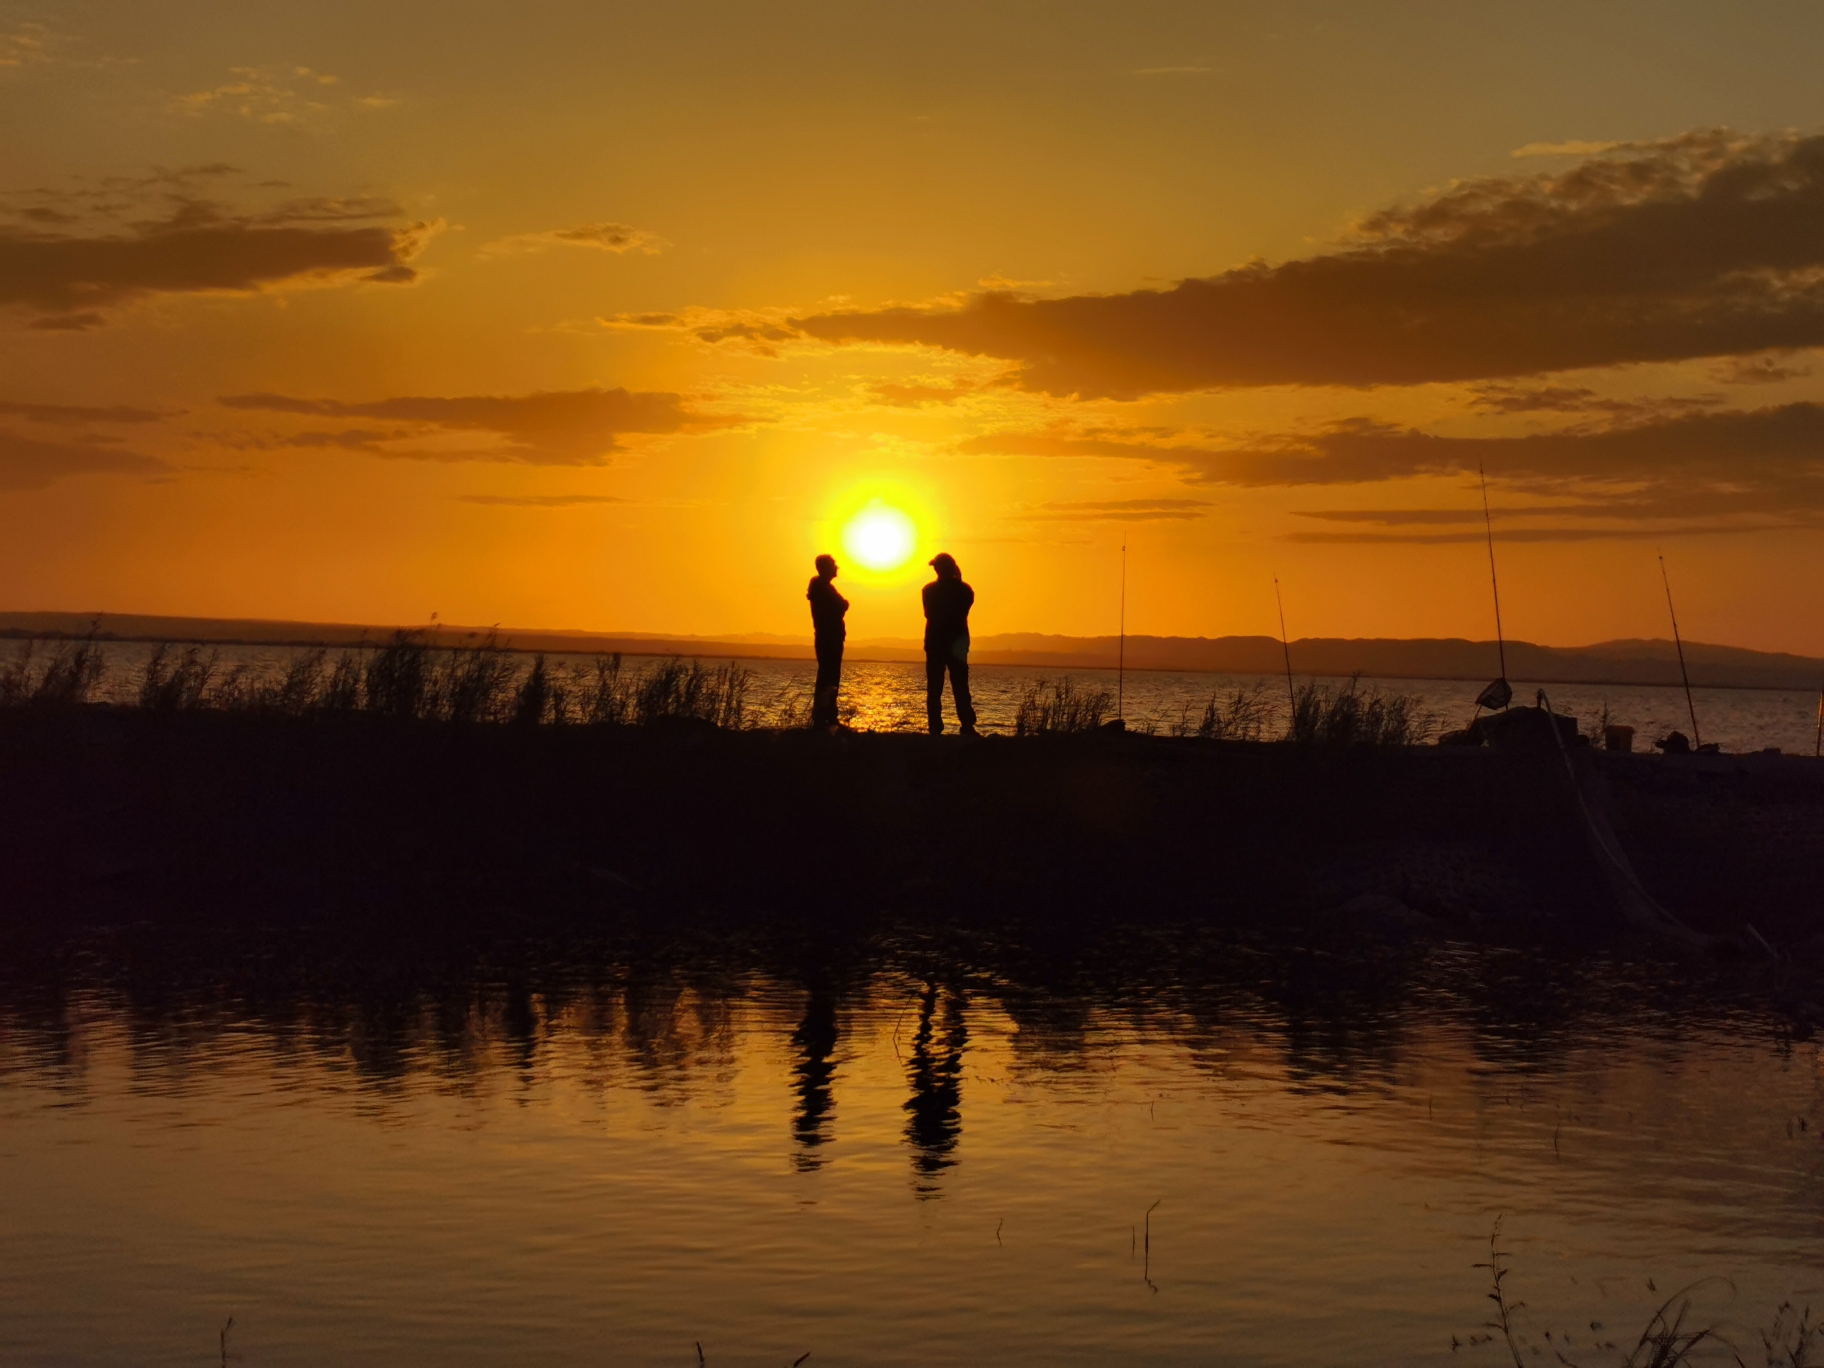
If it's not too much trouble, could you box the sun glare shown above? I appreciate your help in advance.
[842,501,918,572]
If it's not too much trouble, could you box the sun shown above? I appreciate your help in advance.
[842,501,918,572]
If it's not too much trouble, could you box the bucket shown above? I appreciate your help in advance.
[1603,724,1635,752]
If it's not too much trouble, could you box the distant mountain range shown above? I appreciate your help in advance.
[5,610,1822,691]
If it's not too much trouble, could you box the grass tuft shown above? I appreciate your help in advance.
[1014,676,1113,735]
[1196,681,1273,741]
[0,635,108,706]
[1287,675,1435,746]
[139,643,220,710]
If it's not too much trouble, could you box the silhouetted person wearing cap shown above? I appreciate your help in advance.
[807,553,848,728]
[922,552,976,736]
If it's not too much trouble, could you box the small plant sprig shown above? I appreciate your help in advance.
[1472,1216,1528,1368]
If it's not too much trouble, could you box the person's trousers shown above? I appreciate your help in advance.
[925,653,975,733]
[813,640,843,725]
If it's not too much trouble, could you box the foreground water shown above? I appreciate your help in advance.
[0,924,1817,1367]
[69,639,1824,753]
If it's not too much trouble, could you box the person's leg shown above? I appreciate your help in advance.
[925,654,945,734]
[950,657,977,732]
[813,643,840,725]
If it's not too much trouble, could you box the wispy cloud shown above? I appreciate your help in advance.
[866,378,982,407]
[482,221,665,257]
[1284,520,1807,544]
[1711,352,1813,385]
[0,22,55,68]
[171,66,399,126]
[0,399,170,424]
[1012,497,1215,522]
[0,428,167,490]
[1467,382,1725,421]
[597,306,801,356]
[1510,139,1621,157]
[455,493,627,506]
[220,387,719,464]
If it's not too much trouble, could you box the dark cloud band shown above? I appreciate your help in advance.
[220,387,701,464]
[0,429,166,490]
[0,184,429,325]
[794,131,1824,397]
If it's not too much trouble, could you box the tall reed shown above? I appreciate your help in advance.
[1286,675,1435,746]
[1196,681,1272,741]
[139,644,220,710]
[1014,677,1113,735]
[0,636,108,706]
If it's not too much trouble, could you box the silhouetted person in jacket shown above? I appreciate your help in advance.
[807,553,848,727]
[922,552,976,736]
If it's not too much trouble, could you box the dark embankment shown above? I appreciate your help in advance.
[5,708,1821,958]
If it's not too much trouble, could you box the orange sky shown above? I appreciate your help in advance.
[6,2,1824,652]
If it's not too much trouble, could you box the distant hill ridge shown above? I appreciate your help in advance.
[3,610,1821,691]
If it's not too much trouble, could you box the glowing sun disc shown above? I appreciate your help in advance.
[843,502,917,571]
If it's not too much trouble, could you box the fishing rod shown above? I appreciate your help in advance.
[1480,464,1507,686]
[1117,537,1126,722]
[1472,465,1513,715]
[1657,551,1701,749]
[1814,679,1821,759]
[1273,574,1296,729]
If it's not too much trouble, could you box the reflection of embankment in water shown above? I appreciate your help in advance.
[790,982,839,1169]
[902,981,968,1193]
[1,916,1818,1365]
[0,916,1807,1170]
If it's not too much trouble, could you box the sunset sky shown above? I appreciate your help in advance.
[8,1,1824,652]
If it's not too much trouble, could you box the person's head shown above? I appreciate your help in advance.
[815,553,838,579]
[929,552,959,580]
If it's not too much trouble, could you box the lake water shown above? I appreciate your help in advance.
[49,638,1824,753]
[0,923,1818,1367]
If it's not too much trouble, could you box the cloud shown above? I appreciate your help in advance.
[1013,497,1215,522]
[265,427,405,453]
[219,387,707,463]
[974,403,1824,487]
[1283,521,1802,544]
[0,429,167,490]
[171,66,398,126]
[596,306,805,356]
[455,493,627,506]
[958,429,1222,465]
[0,23,54,68]
[792,130,1824,396]
[965,401,1824,538]
[1511,139,1621,157]
[1467,382,1724,420]
[1133,65,1210,75]
[1711,352,1813,385]
[0,399,169,424]
[866,379,980,406]
[0,175,431,324]
[482,222,665,257]
[28,311,107,330]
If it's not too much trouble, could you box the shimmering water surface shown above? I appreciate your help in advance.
[0,926,1818,1367]
[70,639,1824,753]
